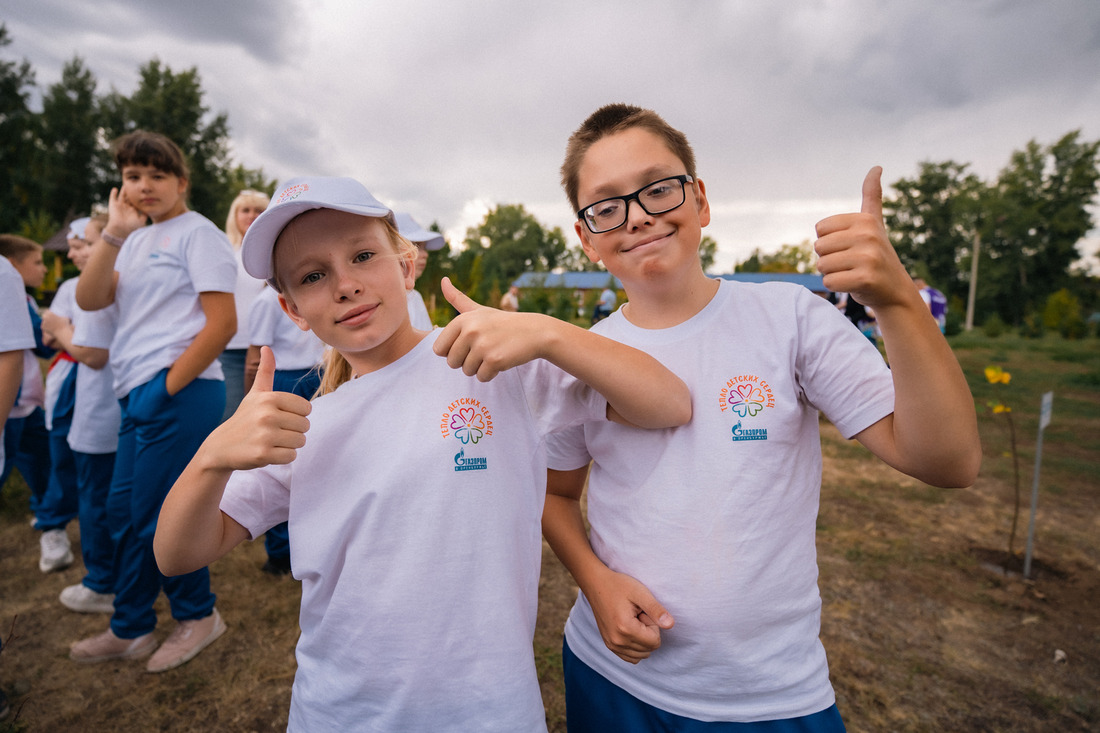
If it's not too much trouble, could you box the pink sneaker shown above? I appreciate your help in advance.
[70,628,157,663]
[145,609,227,673]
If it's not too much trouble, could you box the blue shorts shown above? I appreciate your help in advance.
[562,638,846,732]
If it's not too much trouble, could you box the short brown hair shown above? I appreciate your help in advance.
[111,130,190,180]
[0,234,42,261]
[561,104,697,212]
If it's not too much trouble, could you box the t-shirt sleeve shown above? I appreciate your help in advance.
[184,225,238,294]
[516,359,607,439]
[794,289,895,439]
[248,291,280,346]
[72,304,117,350]
[0,266,35,352]
[219,462,292,539]
[546,423,593,471]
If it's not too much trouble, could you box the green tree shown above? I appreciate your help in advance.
[735,240,816,273]
[458,204,566,302]
[699,235,718,273]
[0,24,37,232]
[33,56,103,227]
[98,59,264,226]
[884,161,985,304]
[982,131,1100,324]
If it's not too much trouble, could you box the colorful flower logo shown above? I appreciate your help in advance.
[450,407,486,444]
[275,183,309,204]
[728,383,766,417]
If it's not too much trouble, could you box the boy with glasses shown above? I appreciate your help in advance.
[542,104,981,731]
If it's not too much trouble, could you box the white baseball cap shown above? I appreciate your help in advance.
[68,217,91,240]
[393,212,445,251]
[241,176,394,280]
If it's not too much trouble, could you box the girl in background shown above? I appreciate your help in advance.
[73,130,237,673]
[220,189,270,420]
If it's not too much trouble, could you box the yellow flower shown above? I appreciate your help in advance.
[992,404,1011,414]
[984,365,1011,384]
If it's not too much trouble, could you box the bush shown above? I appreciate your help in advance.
[1018,313,1045,339]
[983,313,1006,338]
[1061,316,1087,339]
[1043,289,1083,333]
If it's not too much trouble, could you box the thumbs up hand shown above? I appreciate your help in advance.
[814,167,913,311]
[210,346,312,470]
[434,277,546,381]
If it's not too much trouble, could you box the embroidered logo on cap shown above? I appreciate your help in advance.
[275,183,309,205]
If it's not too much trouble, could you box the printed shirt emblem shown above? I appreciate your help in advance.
[718,374,775,442]
[440,397,493,471]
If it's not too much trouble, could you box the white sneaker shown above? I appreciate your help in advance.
[39,528,74,573]
[59,583,115,614]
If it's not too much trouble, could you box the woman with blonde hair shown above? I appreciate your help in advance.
[220,189,270,420]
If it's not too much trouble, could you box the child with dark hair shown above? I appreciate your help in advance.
[73,130,237,672]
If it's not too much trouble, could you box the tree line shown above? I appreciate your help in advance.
[4,24,1097,329]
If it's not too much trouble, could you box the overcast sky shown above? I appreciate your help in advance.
[6,0,1100,273]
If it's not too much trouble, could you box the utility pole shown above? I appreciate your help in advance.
[965,231,980,331]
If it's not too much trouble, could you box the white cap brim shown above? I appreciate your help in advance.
[241,176,394,280]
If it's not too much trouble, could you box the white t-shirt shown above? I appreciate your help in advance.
[220,331,607,732]
[1,258,37,469]
[406,289,432,330]
[11,293,44,419]
[69,297,121,455]
[110,211,237,398]
[43,278,78,430]
[547,279,896,723]
[226,245,266,350]
[247,287,325,371]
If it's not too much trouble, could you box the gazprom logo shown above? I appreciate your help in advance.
[454,447,488,472]
[731,421,768,442]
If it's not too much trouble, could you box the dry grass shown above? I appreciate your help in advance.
[2,333,1098,731]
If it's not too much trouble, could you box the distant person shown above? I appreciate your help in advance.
[0,253,35,724]
[220,189,270,420]
[500,285,520,312]
[394,212,445,329]
[41,214,121,613]
[35,218,97,574]
[913,276,947,333]
[836,291,877,345]
[72,130,236,672]
[592,284,617,323]
[0,235,53,528]
[542,103,981,732]
[153,175,690,731]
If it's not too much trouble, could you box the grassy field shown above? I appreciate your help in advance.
[1,331,1097,731]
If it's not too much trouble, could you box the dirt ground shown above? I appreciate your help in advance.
[1,421,1098,732]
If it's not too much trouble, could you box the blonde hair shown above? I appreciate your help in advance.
[271,214,416,397]
[225,189,271,247]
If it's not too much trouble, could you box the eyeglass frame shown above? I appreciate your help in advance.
[576,174,695,234]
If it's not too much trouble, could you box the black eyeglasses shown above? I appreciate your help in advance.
[577,175,694,234]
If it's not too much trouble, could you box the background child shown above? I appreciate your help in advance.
[34,218,96,574]
[0,253,36,723]
[153,175,690,731]
[242,283,325,576]
[41,214,121,613]
[72,130,237,673]
[0,235,53,531]
[393,212,444,329]
[542,104,981,731]
[220,189,270,420]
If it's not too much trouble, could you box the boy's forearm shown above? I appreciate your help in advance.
[540,319,691,428]
[543,493,611,593]
[868,298,981,486]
